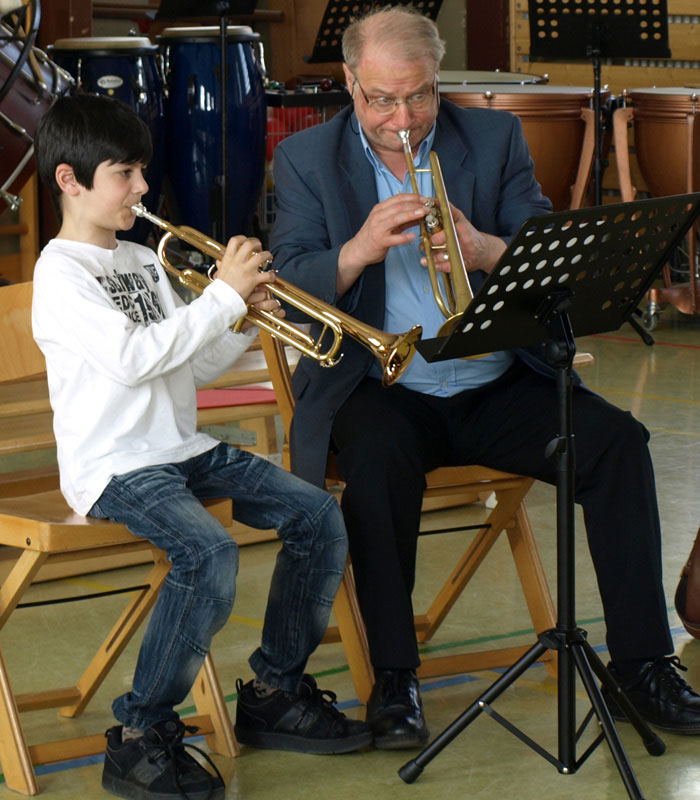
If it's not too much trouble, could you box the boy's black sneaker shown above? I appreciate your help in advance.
[102,719,225,800]
[234,674,373,754]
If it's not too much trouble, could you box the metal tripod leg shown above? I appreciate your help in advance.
[399,628,664,800]
[398,639,549,783]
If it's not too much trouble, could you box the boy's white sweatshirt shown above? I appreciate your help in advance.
[32,238,254,515]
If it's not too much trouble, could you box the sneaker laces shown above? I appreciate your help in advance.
[649,656,699,697]
[304,683,345,721]
[145,723,224,800]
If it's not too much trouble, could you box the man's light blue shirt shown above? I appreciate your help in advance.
[359,124,513,396]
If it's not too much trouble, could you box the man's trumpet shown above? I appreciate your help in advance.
[131,204,422,387]
[398,129,474,337]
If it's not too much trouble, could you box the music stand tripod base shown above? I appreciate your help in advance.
[404,193,700,800]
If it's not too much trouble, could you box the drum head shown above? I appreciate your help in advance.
[158,25,259,42]
[440,83,595,96]
[628,86,700,96]
[438,70,546,85]
[51,36,158,54]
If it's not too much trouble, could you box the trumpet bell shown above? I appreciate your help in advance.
[375,325,422,387]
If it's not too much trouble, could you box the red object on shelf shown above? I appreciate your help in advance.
[196,387,276,409]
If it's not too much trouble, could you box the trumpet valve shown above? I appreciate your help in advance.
[423,198,442,233]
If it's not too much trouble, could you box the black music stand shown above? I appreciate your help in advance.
[156,0,256,241]
[528,0,670,208]
[305,0,443,64]
[400,193,700,800]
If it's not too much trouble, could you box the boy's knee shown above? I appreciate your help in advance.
[316,497,348,562]
[201,538,238,600]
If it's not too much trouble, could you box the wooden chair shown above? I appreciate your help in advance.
[0,281,237,795]
[259,331,558,705]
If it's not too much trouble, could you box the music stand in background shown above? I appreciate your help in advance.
[528,0,670,208]
[400,193,700,800]
[156,0,256,242]
[305,0,442,64]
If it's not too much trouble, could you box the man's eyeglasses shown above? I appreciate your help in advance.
[352,74,437,116]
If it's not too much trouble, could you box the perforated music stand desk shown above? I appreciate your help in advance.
[528,0,670,62]
[404,193,700,800]
[305,0,443,64]
[417,194,700,363]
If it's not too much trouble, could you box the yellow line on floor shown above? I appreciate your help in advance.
[228,613,264,629]
[62,575,129,592]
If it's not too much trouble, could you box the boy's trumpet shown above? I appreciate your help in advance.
[398,129,474,337]
[130,204,422,387]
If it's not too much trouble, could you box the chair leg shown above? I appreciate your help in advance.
[0,644,39,796]
[417,480,534,641]
[0,549,48,629]
[330,561,374,705]
[190,654,238,757]
[60,551,171,718]
[506,503,557,677]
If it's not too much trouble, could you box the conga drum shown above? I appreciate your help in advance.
[613,87,700,319]
[49,36,166,244]
[440,84,606,211]
[158,26,266,238]
[0,22,73,212]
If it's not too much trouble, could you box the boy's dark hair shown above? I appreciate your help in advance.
[35,92,153,203]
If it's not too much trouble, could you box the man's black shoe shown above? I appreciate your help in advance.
[102,719,225,800]
[366,668,430,750]
[234,674,372,754]
[603,656,700,735]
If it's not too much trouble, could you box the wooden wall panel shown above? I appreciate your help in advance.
[510,0,700,95]
[37,0,92,48]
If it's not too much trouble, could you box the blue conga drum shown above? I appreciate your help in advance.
[48,36,166,244]
[158,26,266,239]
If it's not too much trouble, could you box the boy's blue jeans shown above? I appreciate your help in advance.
[89,442,347,730]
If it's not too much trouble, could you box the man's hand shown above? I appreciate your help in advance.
[421,201,506,275]
[337,193,430,295]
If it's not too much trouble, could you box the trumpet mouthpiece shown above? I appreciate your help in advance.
[129,203,167,232]
[397,129,410,144]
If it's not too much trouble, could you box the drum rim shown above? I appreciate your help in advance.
[157,25,259,42]
[627,87,700,97]
[440,84,598,94]
[51,36,158,52]
[438,69,545,85]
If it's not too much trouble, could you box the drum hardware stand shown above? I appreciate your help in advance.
[213,0,230,243]
[404,193,700,800]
